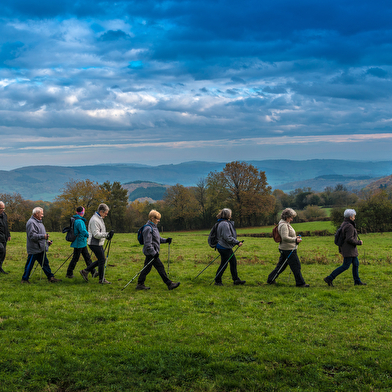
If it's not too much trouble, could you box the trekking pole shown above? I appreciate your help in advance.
[270,246,296,283]
[167,243,170,276]
[121,257,155,291]
[102,239,112,281]
[53,251,74,276]
[194,253,221,279]
[210,243,243,285]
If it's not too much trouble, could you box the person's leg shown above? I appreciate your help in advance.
[328,257,352,281]
[267,250,289,283]
[228,251,240,281]
[67,248,81,276]
[286,251,306,286]
[80,247,97,275]
[22,254,37,281]
[351,257,361,283]
[215,248,230,283]
[0,242,7,272]
[138,255,155,285]
[85,245,100,273]
[152,256,171,285]
[37,252,54,279]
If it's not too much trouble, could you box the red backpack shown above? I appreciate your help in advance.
[272,224,282,243]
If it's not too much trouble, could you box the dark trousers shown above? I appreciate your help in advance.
[328,257,361,283]
[22,252,54,281]
[0,242,6,267]
[85,245,105,280]
[215,248,239,283]
[67,247,95,275]
[267,249,305,286]
[138,255,171,285]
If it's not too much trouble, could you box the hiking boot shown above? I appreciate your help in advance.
[214,282,223,286]
[92,271,99,278]
[49,277,62,283]
[168,282,180,290]
[65,274,74,278]
[99,278,111,284]
[79,269,89,282]
[136,284,150,290]
[354,281,367,286]
[21,279,30,284]
[233,279,246,285]
[297,283,310,287]
[324,277,334,287]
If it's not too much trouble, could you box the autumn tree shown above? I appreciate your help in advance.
[55,179,109,224]
[0,193,34,231]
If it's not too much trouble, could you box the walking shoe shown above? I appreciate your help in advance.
[214,282,223,286]
[48,277,62,283]
[79,269,89,282]
[65,274,74,278]
[21,279,30,284]
[0,268,9,274]
[233,279,246,285]
[267,280,276,285]
[354,281,367,285]
[99,278,111,284]
[168,282,180,290]
[136,284,150,290]
[92,271,99,278]
[297,284,310,287]
[324,277,334,287]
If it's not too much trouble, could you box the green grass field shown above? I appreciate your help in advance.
[1,222,392,391]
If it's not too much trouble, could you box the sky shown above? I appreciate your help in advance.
[1,0,392,170]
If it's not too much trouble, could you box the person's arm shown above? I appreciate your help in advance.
[91,217,107,240]
[345,225,362,246]
[27,221,46,242]
[279,223,297,244]
[143,226,155,256]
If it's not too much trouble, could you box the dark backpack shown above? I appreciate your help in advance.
[334,224,346,247]
[208,221,222,249]
[62,217,77,243]
[137,224,153,245]
[272,224,281,243]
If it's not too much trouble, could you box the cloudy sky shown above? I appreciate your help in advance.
[1,0,392,170]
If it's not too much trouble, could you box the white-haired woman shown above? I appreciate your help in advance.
[324,209,365,286]
[267,208,309,287]
[214,208,245,286]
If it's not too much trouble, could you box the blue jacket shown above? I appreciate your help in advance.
[71,215,89,249]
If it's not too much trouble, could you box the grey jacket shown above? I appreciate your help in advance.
[26,215,48,254]
[217,220,240,249]
[88,212,108,246]
[142,221,168,257]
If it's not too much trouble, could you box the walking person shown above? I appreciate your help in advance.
[21,207,61,284]
[66,206,97,278]
[267,208,309,287]
[80,203,113,284]
[324,209,366,286]
[214,208,245,286]
[0,201,11,274]
[136,209,180,290]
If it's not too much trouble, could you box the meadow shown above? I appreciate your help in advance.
[1,222,392,391]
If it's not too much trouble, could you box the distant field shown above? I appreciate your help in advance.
[1,228,392,391]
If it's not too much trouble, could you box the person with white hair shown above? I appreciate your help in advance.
[21,207,61,284]
[0,201,11,274]
[324,209,366,287]
[267,208,309,287]
[213,208,245,286]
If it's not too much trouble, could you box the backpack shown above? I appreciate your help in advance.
[334,224,346,247]
[137,224,153,245]
[62,217,77,243]
[272,224,281,243]
[208,221,221,249]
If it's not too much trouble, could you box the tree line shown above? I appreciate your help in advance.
[2,161,392,233]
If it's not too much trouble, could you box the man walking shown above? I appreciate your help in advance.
[21,207,61,284]
[0,201,11,274]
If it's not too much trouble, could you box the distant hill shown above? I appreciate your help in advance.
[0,160,391,201]
[122,181,169,202]
[363,175,392,192]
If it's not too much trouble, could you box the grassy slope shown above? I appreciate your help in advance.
[1,223,392,391]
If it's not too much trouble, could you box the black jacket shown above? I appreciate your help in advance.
[0,212,10,243]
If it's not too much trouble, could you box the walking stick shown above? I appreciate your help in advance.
[31,237,48,278]
[102,239,112,281]
[210,242,243,285]
[167,243,170,276]
[194,253,221,279]
[270,246,296,283]
[121,257,155,291]
[53,251,74,276]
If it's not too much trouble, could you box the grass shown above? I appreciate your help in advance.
[1,222,392,391]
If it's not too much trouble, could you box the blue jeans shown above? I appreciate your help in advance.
[22,252,54,281]
[328,257,361,283]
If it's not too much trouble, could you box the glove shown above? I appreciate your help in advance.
[166,237,172,244]
[107,230,114,240]
[154,252,160,259]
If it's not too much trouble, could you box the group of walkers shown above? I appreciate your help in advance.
[0,200,366,289]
